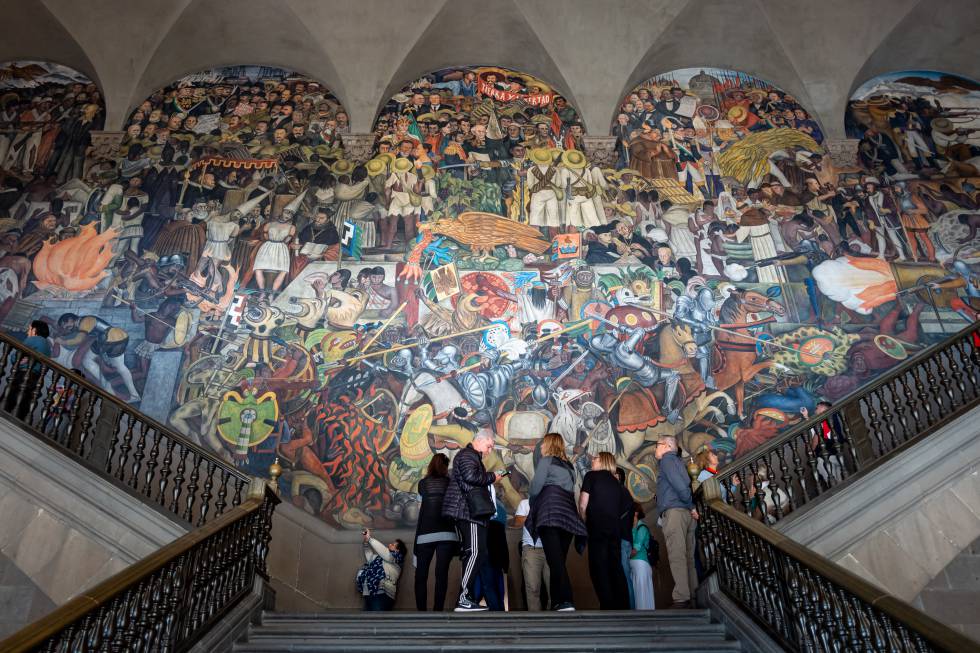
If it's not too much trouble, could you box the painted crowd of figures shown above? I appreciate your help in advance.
[0,61,978,529]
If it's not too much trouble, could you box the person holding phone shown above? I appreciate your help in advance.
[442,429,507,612]
[355,528,407,611]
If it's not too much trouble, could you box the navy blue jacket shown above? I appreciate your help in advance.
[656,451,694,518]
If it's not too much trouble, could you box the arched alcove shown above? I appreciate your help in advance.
[0,59,105,207]
[846,70,980,179]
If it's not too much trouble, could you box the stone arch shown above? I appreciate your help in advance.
[845,70,980,177]
[375,0,581,132]
[848,0,980,102]
[128,0,348,133]
[0,59,107,191]
[0,0,101,94]
[614,0,817,135]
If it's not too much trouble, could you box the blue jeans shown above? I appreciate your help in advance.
[473,563,504,611]
[621,539,635,609]
[363,593,394,611]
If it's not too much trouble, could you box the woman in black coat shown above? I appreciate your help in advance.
[526,433,587,612]
[579,451,632,610]
[413,453,458,611]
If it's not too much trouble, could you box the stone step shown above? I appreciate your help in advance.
[247,622,728,638]
[262,609,713,623]
[235,635,742,653]
[237,610,742,653]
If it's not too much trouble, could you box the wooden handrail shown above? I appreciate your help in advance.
[0,329,249,483]
[704,497,979,652]
[0,484,279,652]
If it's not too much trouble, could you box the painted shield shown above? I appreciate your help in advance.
[399,403,434,469]
[458,371,487,409]
[217,390,279,450]
[796,334,836,367]
[874,334,908,360]
[627,462,657,503]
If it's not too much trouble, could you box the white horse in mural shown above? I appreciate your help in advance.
[398,369,467,425]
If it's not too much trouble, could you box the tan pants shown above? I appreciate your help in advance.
[521,545,550,611]
[662,508,697,603]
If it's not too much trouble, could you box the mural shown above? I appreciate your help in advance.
[847,70,980,178]
[0,60,978,530]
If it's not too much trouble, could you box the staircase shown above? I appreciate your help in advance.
[0,320,978,651]
[235,610,743,652]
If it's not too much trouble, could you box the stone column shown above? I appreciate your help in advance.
[581,135,617,169]
[341,132,376,164]
[84,130,125,178]
[824,138,860,168]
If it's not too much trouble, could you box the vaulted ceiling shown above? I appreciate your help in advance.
[2,0,977,137]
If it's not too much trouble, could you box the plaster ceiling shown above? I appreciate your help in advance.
[2,0,975,137]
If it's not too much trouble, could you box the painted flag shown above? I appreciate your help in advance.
[550,108,563,137]
[551,233,581,261]
[227,293,248,326]
[407,113,423,142]
[341,221,361,259]
[429,262,461,302]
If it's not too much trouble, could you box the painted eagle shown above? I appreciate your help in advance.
[423,211,551,258]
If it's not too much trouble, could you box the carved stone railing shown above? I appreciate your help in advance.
[0,482,279,653]
[696,492,977,652]
[709,320,980,527]
[0,330,253,527]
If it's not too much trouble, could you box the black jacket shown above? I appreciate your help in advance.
[442,444,496,524]
[415,476,457,539]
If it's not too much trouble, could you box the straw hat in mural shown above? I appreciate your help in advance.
[330,159,355,176]
[365,157,388,177]
[931,118,955,134]
[561,149,588,170]
[419,164,436,180]
[727,105,750,125]
[529,148,555,166]
[617,203,637,218]
[392,157,414,174]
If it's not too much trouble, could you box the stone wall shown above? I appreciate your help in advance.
[267,501,677,611]
[777,406,980,641]
[0,420,186,637]
[913,534,980,643]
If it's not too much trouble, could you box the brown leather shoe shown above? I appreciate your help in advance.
[670,600,694,609]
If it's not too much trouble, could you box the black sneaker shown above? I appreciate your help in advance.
[554,602,576,612]
[454,595,488,612]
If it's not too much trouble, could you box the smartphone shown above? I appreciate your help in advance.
[499,469,511,477]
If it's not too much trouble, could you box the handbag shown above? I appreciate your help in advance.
[458,475,495,519]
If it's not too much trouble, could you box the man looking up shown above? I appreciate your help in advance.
[655,435,698,608]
